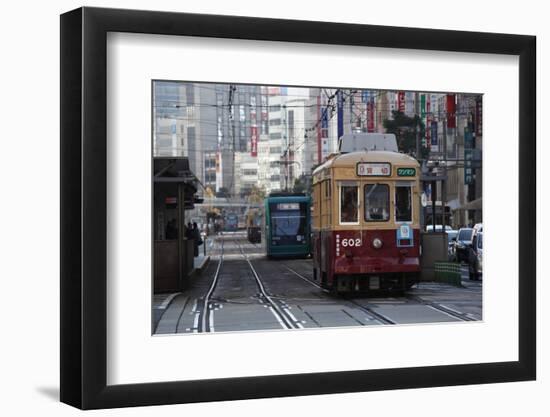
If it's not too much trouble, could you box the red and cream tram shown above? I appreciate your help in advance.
[312,150,421,293]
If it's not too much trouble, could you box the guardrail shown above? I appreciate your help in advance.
[434,262,463,287]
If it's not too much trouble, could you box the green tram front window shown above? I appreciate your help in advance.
[269,202,307,245]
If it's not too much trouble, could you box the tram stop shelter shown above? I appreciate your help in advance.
[153,157,201,293]
[420,171,449,281]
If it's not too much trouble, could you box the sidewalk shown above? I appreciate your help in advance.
[153,254,210,332]
[193,254,210,273]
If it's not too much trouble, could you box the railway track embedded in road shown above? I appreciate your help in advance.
[198,237,302,332]
[282,265,396,325]
[283,264,476,324]
[233,238,303,330]
[405,295,476,322]
[198,240,224,332]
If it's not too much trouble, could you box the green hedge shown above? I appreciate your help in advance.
[434,262,462,287]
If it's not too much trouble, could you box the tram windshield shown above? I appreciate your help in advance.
[395,184,412,222]
[269,202,307,241]
[340,185,358,223]
[364,184,390,222]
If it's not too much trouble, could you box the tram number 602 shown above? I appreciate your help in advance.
[341,238,362,247]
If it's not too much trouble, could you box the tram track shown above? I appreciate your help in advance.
[233,238,303,330]
[281,264,474,324]
[199,238,474,332]
[404,295,476,322]
[198,237,302,332]
[282,264,396,325]
[198,240,224,332]
[284,262,477,323]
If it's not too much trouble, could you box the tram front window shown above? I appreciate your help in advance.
[395,185,412,222]
[270,203,306,244]
[364,184,389,222]
[340,185,358,223]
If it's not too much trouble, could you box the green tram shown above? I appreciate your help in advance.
[264,193,312,258]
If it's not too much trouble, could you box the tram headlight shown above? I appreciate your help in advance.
[372,238,383,249]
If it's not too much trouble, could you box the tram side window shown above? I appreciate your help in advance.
[364,184,389,222]
[340,185,358,223]
[395,185,412,222]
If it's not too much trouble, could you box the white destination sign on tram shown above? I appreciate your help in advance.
[356,162,391,176]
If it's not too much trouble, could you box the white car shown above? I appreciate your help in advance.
[468,231,483,280]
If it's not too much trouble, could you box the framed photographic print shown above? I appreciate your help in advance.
[60,6,536,410]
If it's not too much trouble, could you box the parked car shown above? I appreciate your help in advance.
[467,231,483,280]
[453,227,474,263]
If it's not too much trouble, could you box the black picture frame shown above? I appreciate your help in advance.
[60,6,536,410]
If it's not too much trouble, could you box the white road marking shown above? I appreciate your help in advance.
[284,307,304,329]
[201,252,224,332]
[193,306,200,329]
[269,307,288,329]
[209,306,215,332]
[438,304,463,315]
[427,305,464,320]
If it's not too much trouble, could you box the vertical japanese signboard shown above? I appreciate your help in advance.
[425,95,431,150]
[420,94,427,148]
[250,95,257,157]
[464,149,473,185]
[321,105,329,160]
[317,94,322,163]
[367,99,375,133]
[420,94,426,118]
[446,94,456,128]
[464,126,473,185]
[260,87,268,135]
[398,91,406,113]
[215,152,222,191]
[337,90,344,139]
[250,126,258,157]
[475,97,483,136]
[431,121,438,147]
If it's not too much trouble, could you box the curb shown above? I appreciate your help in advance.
[190,256,211,279]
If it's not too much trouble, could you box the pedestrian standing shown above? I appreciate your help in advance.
[192,222,201,256]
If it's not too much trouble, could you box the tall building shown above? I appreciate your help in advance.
[306,87,339,168]
[213,84,263,196]
[153,81,217,185]
[284,92,308,187]
[153,82,187,157]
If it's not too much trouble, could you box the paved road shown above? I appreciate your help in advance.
[153,232,482,334]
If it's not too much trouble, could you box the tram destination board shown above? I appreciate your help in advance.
[356,162,391,176]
